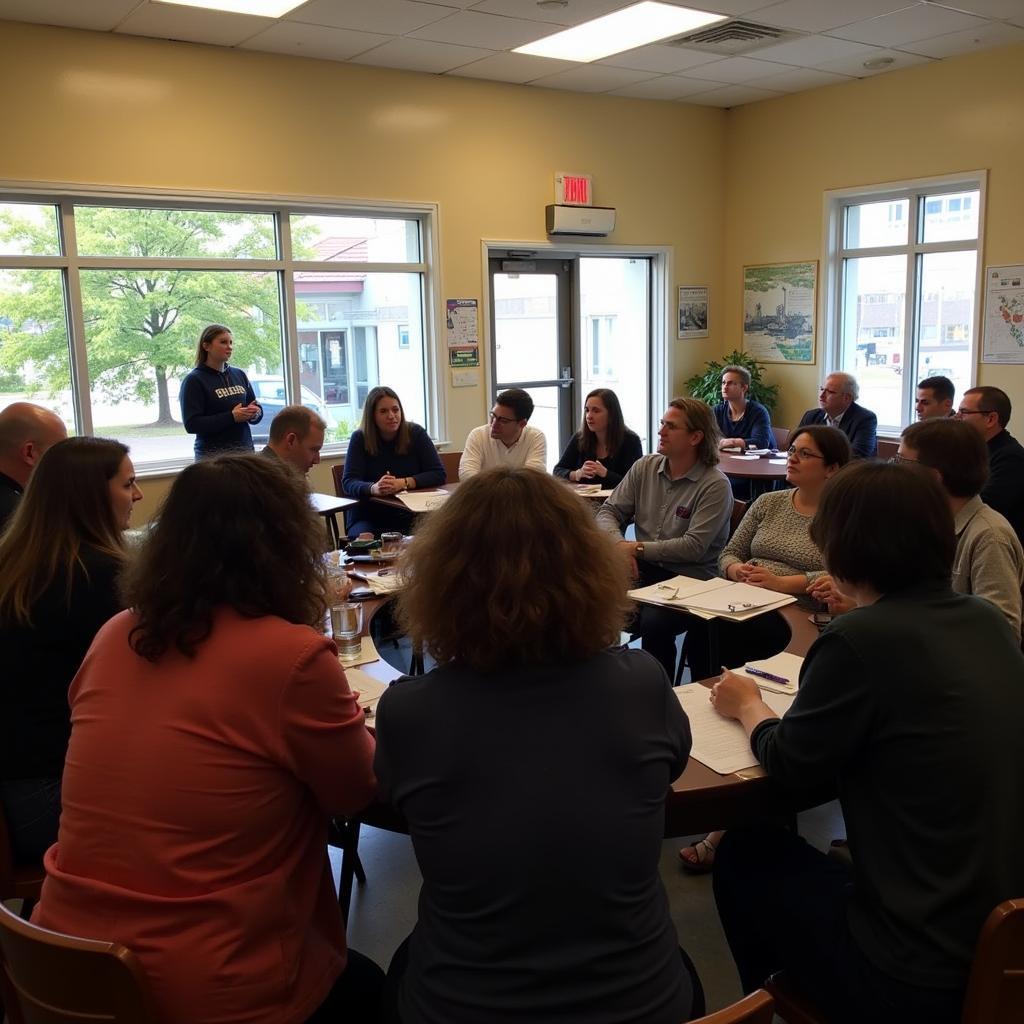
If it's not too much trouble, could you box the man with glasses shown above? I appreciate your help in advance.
[459,388,547,479]
[956,386,1024,545]
[796,372,877,458]
[597,397,732,678]
[915,374,955,420]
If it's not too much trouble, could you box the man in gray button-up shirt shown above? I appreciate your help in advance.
[597,397,732,678]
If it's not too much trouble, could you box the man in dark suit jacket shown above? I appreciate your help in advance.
[797,373,877,458]
[957,385,1024,546]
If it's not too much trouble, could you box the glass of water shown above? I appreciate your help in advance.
[330,602,364,662]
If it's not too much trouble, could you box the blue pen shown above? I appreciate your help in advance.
[745,665,790,685]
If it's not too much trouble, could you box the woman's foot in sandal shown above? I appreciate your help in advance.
[679,831,723,873]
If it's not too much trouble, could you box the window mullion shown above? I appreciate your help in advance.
[59,199,93,438]
[277,209,302,408]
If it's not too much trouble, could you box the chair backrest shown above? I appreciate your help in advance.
[691,990,774,1024]
[730,499,748,537]
[961,897,1024,1024]
[0,902,160,1024]
[772,426,790,450]
[876,438,899,461]
[440,450,461,484]
[331,461,345,497]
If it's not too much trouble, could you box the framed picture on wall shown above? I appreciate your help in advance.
[678,286,709,339]
[742,261,817,364]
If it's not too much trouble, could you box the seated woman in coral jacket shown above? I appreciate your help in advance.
[34,454,381,1024]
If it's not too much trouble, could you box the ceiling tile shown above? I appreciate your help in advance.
[699,0,784,14]
[445,51,577,83]
[598,43,723,73]
[682,83,784,106]
[743,65,854,92]
[675,54,795,83]
[409,10,549,48]
[467,0,630,26]
[0,0,140,31]
[287,0,455,36]
[926,0,1024,17]
[116,4,273,46]
[350,36,496,72]
[752,0,914,34]
[529,64,659,92]
[813,46,933,75]
[608,75,724,99]
[239,21,391,60]
[750,33,879,65]
[899,18,1024,57]
[828,4,990,46]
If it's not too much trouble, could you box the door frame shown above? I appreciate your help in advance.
[480,239,673,449]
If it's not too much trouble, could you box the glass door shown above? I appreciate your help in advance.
[489,257,574,470]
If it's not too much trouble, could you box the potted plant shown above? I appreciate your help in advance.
[684,350,778,413]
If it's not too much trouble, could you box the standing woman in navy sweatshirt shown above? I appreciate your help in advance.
[179,324,262,459]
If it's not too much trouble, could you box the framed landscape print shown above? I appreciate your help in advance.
[742,261,817,364]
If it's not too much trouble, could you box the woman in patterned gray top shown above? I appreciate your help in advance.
[680,425,851,872]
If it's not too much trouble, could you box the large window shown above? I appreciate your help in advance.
[0,194,434,468]
[825,177,982,433]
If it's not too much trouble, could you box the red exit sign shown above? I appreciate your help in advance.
[555,173,592,207]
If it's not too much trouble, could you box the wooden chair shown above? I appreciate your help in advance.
[730,499,748,537]
[0,901,160,1023]
[875,438,899,461]
[766,897,1024,1024]
[691,990,774,1023]
[440,449,461,484]
[330,460,346,498]
[772,426,790,450]
[0,804,44,918]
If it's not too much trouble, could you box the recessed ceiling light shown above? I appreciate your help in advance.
[537,0,569,9]
[862,56,896,70]
[153,0,305,16]
[515,2,726,63]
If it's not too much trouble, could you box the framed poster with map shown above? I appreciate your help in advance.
[742,261,816,364]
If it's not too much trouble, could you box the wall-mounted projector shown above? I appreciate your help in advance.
[545,204,616,236]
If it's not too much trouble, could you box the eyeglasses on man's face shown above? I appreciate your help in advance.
[489,411,518,426]
[955,408,992,417]
[787,445,824,461]
[888,453,918,465]
[658,418,691,432]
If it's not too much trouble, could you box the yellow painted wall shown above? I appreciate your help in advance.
[0,20,728,522]
[723,41,1024,434]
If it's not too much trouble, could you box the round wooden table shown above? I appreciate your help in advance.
[719,452,790,482]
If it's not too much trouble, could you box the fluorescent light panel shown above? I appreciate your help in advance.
[154,0,305,17]
[515,2,726,63]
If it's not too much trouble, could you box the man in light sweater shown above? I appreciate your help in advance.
[459,388,547,479]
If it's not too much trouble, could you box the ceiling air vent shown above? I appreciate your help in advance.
[667,20,800,56]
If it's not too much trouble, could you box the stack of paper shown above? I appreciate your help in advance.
[573,484,614,498]
[675,684,795,774]
[361,570,403,596]
[396,490,449,513]
[734,652,803,695]
[342,667,389,716]
[628,576,794,622]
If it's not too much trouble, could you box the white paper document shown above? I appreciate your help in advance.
[342,667,389,716]
[629,577,794,621]
[396,490,450,513]
[573,484,614,498]
[735,651,803,695]
[769,458,788,465]
[675,684,795,774]
[728,454,761,461]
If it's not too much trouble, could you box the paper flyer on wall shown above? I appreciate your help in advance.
[982,265,1024,364]
[446,298,480,367]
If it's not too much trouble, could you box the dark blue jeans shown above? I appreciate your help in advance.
[1,777,62,864]
[712,825,964,1024]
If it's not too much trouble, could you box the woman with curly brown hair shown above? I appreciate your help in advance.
[376,467,702,1024]
[34,453,381,1024]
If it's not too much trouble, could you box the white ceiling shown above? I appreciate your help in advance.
[3,0,1024,106]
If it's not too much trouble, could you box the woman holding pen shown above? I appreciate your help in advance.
[342,386,444,538]
[679,425,850,872]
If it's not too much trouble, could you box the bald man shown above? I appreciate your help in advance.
[0,402,68,529]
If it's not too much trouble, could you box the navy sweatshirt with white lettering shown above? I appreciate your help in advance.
[179,363,263,459]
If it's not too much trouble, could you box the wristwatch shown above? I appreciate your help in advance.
[635,543,645,559]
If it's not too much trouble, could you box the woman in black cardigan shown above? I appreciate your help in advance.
[553,388,643,487]
[0,436,141,863]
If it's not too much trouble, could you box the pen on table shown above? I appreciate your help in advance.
[744,666,790,684]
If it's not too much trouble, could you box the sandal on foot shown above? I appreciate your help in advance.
[679,837,717,873]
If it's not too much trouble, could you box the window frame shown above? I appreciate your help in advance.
[821,171,986,435]
[0,182,441,473]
